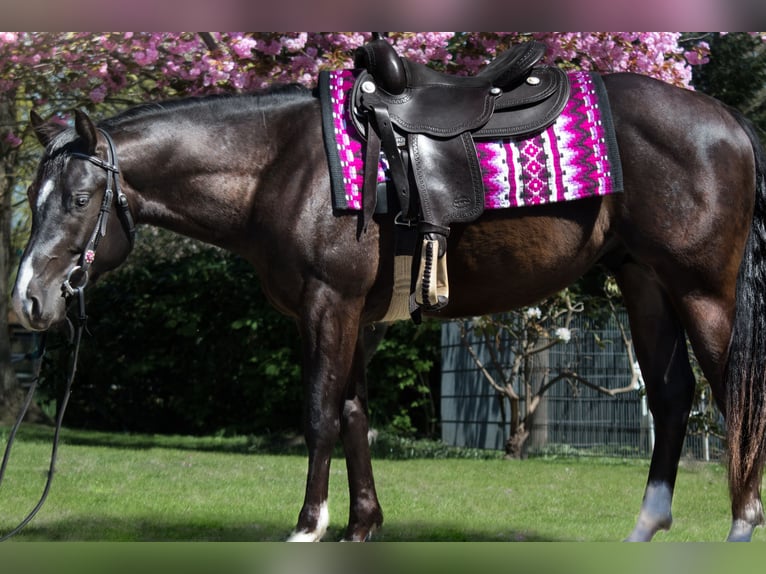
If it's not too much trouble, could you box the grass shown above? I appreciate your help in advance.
[0,425,762,542]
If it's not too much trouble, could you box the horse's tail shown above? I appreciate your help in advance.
[725,110,766,501]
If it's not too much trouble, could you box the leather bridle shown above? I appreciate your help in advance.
[65,128,136,296]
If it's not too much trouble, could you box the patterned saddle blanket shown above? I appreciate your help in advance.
[320,69,623,213]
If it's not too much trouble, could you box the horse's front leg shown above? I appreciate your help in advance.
[288,285,365,542]
[339,326,384,541]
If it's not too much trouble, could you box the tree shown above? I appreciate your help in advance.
[686,32,766,132]
[0,32,715,425]
[459,289,638,458]
[0,89,18,415]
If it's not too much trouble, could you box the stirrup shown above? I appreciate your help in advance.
[414,237,449,311]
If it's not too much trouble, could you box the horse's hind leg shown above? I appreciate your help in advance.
[678,297,764,541]
[615,262,697,541]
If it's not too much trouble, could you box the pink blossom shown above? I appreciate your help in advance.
[257,39,283,56]
[4,131,22,147]
[89,85,107,103]
[231,35,257,59]
[281,33,308,52]
[0,31,750,115]
[684,50,707,66]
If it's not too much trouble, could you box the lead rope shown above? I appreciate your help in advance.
[0,286,87,542]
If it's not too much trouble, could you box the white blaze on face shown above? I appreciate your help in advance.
[36,178,55,211]
[13,178,62,327]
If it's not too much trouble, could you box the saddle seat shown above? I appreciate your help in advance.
[351,39,570,318]
[352,39,568,140]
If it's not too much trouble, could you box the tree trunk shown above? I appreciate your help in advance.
[528,346,550,451]
[504,424,530,459]
[0,91,18,398]
[0,91,47,424]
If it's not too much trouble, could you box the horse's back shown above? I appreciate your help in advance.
[602,73,755,287]
[415,73,757,320]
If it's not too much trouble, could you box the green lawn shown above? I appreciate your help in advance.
[0,426,761,542]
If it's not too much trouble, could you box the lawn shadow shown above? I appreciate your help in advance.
[10,515,564,542]
[5,424,506,461]
[5,423,309,456]
[370,522,564,542]
[9,514,291,542]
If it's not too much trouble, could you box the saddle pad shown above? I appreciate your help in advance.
[319,69,623,212]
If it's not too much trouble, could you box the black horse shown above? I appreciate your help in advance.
[11,63,766,541]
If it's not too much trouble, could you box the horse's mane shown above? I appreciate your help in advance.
[99,84,313,130]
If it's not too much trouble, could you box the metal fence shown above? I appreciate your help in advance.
[440,311,725,461]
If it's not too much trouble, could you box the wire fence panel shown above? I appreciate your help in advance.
[440,312,725,461]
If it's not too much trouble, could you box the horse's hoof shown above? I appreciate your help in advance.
[341,523,379,542]
[287,530,323,542]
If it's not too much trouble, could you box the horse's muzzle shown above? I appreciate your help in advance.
[11,285,63,332]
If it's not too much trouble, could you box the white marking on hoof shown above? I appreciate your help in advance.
[625,482,673,542]
[727,500,763,541]
[287,502,329,542]
[727,519,755,542]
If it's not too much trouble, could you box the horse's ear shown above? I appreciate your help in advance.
[73,109,98,155]
[29,110,66,147]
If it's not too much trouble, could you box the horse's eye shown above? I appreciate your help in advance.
[74,195,90,208]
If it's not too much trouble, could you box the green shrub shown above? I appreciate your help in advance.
[39,231,441,437]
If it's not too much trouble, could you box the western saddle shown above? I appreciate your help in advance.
[351,39,570,316]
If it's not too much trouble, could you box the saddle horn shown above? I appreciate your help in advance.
[354,39,406,95]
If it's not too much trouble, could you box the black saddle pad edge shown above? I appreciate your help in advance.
[591,73,624,194]
[318,71,349,212]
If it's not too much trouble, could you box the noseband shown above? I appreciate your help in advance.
[65,128,136,296]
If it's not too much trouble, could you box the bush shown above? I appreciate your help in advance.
[369,429,502,460]
[366,320,441,437]
[39,231,441,437]
[39,244,303,435]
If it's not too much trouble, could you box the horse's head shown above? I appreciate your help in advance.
[12,110,135,331]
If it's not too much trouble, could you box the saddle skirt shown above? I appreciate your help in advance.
[320,69,623,214]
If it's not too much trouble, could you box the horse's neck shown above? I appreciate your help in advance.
[117,101,314,249]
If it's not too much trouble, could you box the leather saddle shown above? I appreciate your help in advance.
[351,39,570,315]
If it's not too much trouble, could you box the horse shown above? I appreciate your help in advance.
[10,66,766,542]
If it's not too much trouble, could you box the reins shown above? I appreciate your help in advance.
[0,127,134,541]
[0,291,86,542]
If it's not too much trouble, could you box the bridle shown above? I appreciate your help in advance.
[0,127,136,541]
[65,128,136,296]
